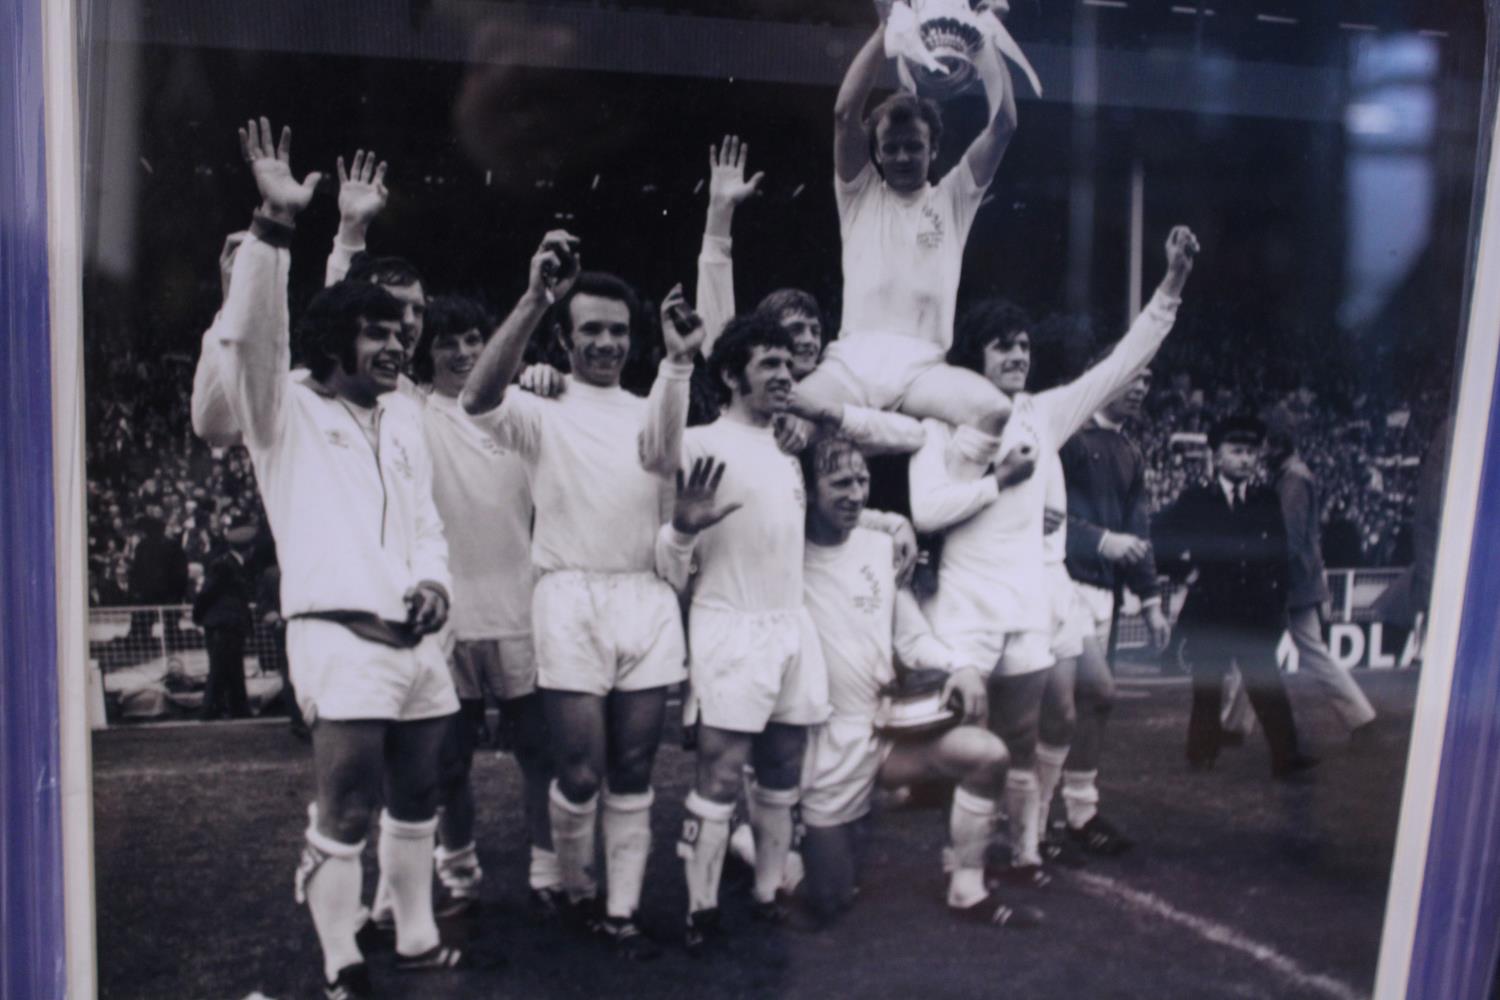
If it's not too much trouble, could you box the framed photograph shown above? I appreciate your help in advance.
[8,0,1500,997]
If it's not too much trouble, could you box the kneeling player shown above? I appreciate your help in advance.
[797,436,1033,927]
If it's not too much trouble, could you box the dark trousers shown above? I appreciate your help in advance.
[203,626,249,719]
[1185,624,1299,771]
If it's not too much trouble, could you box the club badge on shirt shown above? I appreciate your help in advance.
[917,205,946,250]
[854,562,882,615]
[389,439,415,482]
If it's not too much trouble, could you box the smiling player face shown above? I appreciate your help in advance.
[429,327,485,398]
[810,447,871,537]
[982,331,1031,397]
[346,317,407,399]
[731,344,796,420]
[565,293,632,388]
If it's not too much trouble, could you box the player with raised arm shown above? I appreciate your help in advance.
[655,312,920,951]
[795,434,1041,929]
[460,242,700,961]
[910,226,1197,892]
[790,7,1018,446]
[192,147,422,450]
[408,295,561,918]
[219,118,471,999]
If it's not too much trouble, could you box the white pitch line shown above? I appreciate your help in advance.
[95,759,303,782]
[1070,870,1369,1000]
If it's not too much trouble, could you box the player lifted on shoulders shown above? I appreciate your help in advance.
[656,312,918,951]
[910,226,1198,894]
[796,435,1040,929]
[694,134,926,456]
[219,119,472,999]
[792,6,1018,446]
[461,241,700,960]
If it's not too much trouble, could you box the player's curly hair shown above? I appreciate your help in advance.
[294,280,404,381]
[866,92,944,173]
[948,298,1031,375]
[707,312,794,405]
[409,295,494,385]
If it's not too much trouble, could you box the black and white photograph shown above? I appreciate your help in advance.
[74,1,1488,997]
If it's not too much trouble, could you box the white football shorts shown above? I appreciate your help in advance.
[533,570,686,696]
[1047,564,1092,661]
[690,604,829,732]
[1073,582,1115,646]
[287,618,458,724]
[800,716,892,829]
[818,333,947,412]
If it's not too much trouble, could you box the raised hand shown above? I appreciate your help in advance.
[708,135,764,208]
[527,230,581,302]
[238,117,321,224]
[673,456,743,535]
[659,283,706,361]
[1163,225,1201,290]
[336,150,389,227]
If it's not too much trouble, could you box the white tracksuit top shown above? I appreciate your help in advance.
[215,235,451,621]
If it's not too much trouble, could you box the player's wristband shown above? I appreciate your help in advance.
[250,211,295,249]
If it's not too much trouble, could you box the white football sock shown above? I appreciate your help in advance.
[729,820,758,870]
[1035,742,1071,834]
[1005,769,1042,867]
[370,871,393,924]
[602,788,654,919]
[1062,769,1101,829]
[434,840,482,897]
[948,786,998,908]
[298,819,366,983]
[548,781,599,903]
[678,791,734,915]
[749,783,800,904]
[529,846,561,892]
[378,812,441,958]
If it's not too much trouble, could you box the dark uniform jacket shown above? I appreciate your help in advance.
[192,552,253,632]
[1152,478,1287,633]
[1060,417,1160,600]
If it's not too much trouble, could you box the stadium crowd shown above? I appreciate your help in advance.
[85,328,1437,609]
